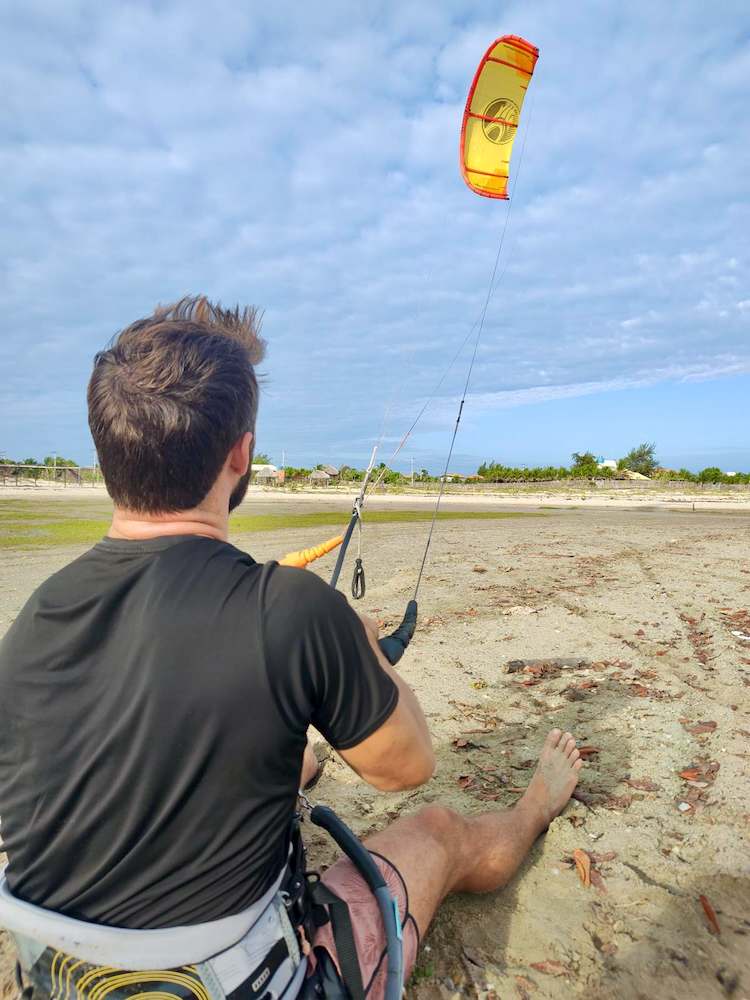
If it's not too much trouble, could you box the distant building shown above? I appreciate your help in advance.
[598,459,618,470]
[439,472,465,483]
[252,463,281,485]
[309,469,331,484]
[257,473,281,486]
[320,465,339,478]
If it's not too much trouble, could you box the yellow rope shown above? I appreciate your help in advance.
[279,534,344,568]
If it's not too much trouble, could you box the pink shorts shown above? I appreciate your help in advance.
[312,850,420,998]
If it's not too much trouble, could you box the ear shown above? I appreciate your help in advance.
[228,431,253,476]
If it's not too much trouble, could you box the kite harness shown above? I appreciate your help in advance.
[0,794,404,1000]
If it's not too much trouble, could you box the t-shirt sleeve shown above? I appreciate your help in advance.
[260,564,399,750]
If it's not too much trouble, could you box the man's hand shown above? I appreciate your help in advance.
[357,612,380,645]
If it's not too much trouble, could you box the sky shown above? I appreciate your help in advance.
[1,1,748,473]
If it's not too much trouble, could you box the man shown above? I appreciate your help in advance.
[0,298,582,999]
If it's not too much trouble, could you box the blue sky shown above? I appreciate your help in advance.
[1,1,748,473]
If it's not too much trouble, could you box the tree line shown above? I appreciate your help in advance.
[281,443,750,486]
[4,446,748,487]
[278,463,429,484]
[2,455,79,467]
[479,443,749,484]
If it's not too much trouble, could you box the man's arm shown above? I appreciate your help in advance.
[262,565,434,793]
[337,614,435,792]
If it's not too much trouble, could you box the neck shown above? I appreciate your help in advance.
[109,505,228,543]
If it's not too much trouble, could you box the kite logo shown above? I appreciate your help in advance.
[482,98,519,144]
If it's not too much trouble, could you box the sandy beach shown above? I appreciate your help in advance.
[1,490,749,998]
[2,479,750,511]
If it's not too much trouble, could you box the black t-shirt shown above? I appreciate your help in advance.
[0,535,397,928]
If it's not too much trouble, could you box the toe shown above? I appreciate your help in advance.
[564,737,577,757]
[569,747,580,763]
[546,729,562,748]
[573,758,584,770]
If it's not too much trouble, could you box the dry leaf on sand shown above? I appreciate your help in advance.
[589,868,607,893]
[573,848,592,887]
[682,720,717,736]
[529,960,569,977]
[699,894,721,935]
[624,777,661,791]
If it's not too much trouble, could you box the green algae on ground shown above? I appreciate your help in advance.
[0,503,539,550]
[230,510,539,533]
[667,507,750,516]
[0,518,115,549]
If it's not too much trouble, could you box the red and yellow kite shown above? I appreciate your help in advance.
[460,35,539,200]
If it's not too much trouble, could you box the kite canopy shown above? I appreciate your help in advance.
[460,34,539,200]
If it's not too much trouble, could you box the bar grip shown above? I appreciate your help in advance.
[378,599,418,665]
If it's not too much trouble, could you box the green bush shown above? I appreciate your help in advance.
[617,442,658,476]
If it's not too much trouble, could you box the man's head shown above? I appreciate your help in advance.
[88,296,265,514]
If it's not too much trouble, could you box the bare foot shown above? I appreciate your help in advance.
[518,729,583,828]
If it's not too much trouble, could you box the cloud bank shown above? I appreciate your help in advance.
[1,0,748,469]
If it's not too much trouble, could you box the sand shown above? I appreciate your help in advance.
[2,479,750,511]
[1,492,749,999]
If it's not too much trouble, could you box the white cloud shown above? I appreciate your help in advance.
[0,0,748,467]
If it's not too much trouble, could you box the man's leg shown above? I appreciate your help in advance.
[360,728,582,938]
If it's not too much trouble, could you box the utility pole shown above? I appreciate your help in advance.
[411,457,414,485]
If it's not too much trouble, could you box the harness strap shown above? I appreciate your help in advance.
[15,961,32,1000]
[225,937,289,1000]
[310,882,364,1000]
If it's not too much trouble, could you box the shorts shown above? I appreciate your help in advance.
[312,850,420,998]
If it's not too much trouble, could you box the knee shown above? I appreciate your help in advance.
[414,804,466,845]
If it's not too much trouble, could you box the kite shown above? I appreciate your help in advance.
[460,35,539,199]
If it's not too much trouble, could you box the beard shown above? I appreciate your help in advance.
[228,466,252,512]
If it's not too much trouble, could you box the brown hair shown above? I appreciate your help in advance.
[88,296,265,513]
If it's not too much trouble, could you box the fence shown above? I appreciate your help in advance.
[0,464,101,487]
